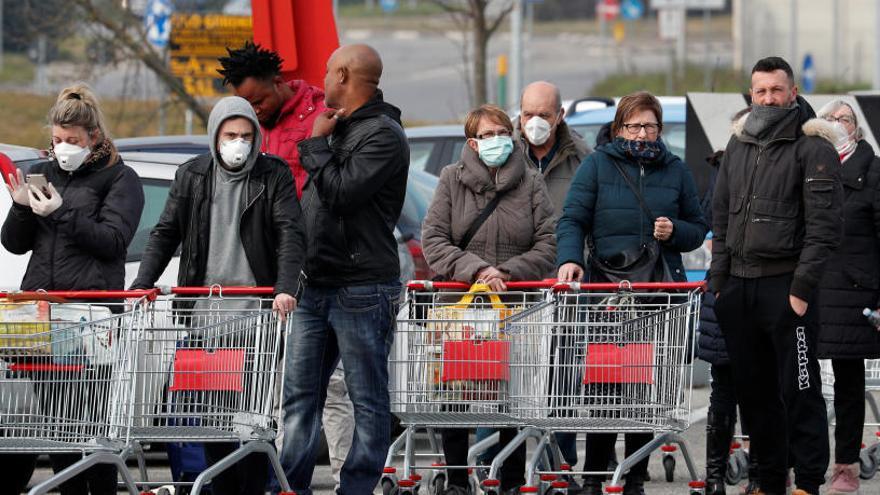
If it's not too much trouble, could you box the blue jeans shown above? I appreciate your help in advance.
[280,281,401,495]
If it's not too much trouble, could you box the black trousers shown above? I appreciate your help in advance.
[708,363,738,418]
[831,359,866,465]
[203,443,269,495]
[442,428,526,490]
[714,274,829,494]
[583,432,651,480]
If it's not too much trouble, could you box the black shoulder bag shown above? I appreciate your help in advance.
[588,160,674,283]
[457,190,508,250]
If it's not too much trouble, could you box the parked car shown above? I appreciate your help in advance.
[116,135,438,281]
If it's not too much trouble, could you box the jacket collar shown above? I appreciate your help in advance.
[271,80,324,127]
[457,140,527,194]
[190,151,273,178]
[839,140,875,190]
[514,120,589,175]
[731,95,835,146]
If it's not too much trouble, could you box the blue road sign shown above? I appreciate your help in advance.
[802,54,816,94]
[380,0,399,14]
[621,0,645,20]
[145,0,173,49]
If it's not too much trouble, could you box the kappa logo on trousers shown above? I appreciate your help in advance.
[796,326,810,390]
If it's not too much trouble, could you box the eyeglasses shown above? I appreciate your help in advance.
[476,129,512,140]
[825,115,855,125]
[622,123,661,135]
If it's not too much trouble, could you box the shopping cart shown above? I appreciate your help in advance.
[821,358,880,480]
[386,280,556,495]
[0,289,154,495]
[124,286,294,495]
[502,281,706,494]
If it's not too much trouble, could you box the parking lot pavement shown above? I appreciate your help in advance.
[28,386,880,493]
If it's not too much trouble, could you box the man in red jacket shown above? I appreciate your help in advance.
[219,41,326,198]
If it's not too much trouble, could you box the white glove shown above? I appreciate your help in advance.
[6,168,31,207]
[29,183,63,217]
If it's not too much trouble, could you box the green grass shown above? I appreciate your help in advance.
[588,66,871,97]
[338,2,444,18]
[0,91,211,149]
[0,54,36,85]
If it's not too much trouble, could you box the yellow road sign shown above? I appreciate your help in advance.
[169,14,253,97]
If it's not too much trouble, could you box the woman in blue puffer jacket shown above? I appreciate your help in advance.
[556,91,708,495]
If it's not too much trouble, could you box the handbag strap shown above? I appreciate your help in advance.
[458,189,508,250]
[610,159,656,221]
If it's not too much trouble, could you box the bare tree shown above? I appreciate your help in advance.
[429,0,513,106]
[71,0,209,125]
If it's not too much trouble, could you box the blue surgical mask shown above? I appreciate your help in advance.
[477,136,514,167]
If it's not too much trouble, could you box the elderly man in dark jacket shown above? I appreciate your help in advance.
[711,57,843,495]
[131,95,305,494]
[279,44,409,495]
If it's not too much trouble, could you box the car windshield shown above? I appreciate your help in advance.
[570,122,686,159]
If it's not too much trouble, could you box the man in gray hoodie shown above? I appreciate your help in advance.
[132,96,305,494]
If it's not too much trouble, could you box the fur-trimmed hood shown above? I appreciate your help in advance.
[730,95,841,146]
[732,110,841,145]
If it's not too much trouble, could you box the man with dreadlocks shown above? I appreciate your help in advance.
[219,41,326,199]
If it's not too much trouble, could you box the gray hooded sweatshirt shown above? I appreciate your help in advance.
[203,96,263,288]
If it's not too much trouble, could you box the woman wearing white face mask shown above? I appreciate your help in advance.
[421,104,556,494]
[1,83,144,495]
[815,100,880,495]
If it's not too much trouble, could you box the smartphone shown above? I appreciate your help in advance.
[26,174,51,198]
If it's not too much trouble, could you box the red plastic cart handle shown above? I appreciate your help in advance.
[551,281,707,292]
[169,286,276,296]
[0,289,160,301]
[406,280,706,292]
[406,279,558,291]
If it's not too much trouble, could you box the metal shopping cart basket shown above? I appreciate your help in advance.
[0,289,153,495]
[125,286,294,495]
[385,281,555,495]
[502,281,706,494]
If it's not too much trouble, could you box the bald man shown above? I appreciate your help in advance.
[280,44,409,495]
[515,81,590,218]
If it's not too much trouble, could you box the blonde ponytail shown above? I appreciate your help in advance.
[48,83,119,165]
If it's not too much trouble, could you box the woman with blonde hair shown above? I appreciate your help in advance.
[2,83,144,494]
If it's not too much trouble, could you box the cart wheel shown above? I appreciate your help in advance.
[663,454,675,482]
[860,450,878,480]
[725,452,742,485]
[382,479,398,495]
[430,474,446,495]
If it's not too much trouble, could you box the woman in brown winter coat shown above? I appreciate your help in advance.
[421,104,556,494]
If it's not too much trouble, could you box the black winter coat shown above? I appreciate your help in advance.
[130,152,305,297]
[297,91,409,287]
[696,273,729,365]
[1,152,144,291]
[710,98,844,300]
[817,140,880,359]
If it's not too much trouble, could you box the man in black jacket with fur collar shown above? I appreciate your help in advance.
[710,57,843,495]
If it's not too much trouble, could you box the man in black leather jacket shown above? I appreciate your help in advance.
[711,57,843,495]
[278,44,408,495]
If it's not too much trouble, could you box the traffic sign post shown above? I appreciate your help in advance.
[145,0,174,50]
[621,0,645,20]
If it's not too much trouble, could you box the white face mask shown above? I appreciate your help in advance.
[831,121,857,157]
[219,138,252,169]
[524,116,554,146]
[54,141,91,172]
